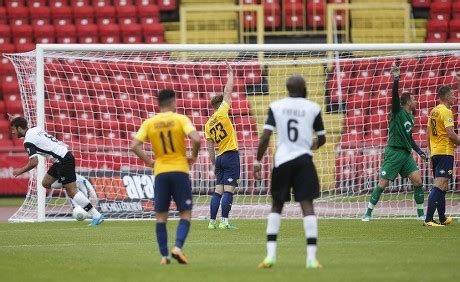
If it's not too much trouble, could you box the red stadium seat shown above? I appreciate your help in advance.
[419,70,440,87]
[399,58,420,74]
[444,55,460,71]
[136,0,156,5]
[0,7,6,25]
[346,90,371,109]
[157,0,177,11]
[139,5,160,25]
[426,31,448,42]
[29,6,51,26]
[427,19,449,33]
[364,129,388,147]
[142,23,165,44]
[116,5,138,25]
[49,0,69,7]
[345,116,365,134]
[340,130,364,149]
[34,24,56,44]
[55,24,77,44]
[94,6,117,25]
[71,0,91,7]
[361,149,383,181]
[114,0,133,6]
[263,1,281,28]
[119,115,143,132]
[0,24,11,45]
[453,2,460,19]
[285,2,305,28]
[417,93,437,109]
[415,108,430,127]
[5,0,26,8]
[7,6,29,26]
[430,2,451,22]
[51,6,73,26]
[370,90,391,108]
[93,0,112,7]
[73,6,95,25]
[11,24,33,45]
[0,58,15,77]
[335,149,363,185]
[120,23,142,43]
[98,23,121,44]
[367,114,389,130]
[450,19,460,34]
[76,23,98,43]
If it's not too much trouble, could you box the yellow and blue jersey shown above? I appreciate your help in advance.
[135,112,196,175]
[204,101,238,156]
[428,104,455,156]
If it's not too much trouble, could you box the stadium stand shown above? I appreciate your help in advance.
[0,0,457,196]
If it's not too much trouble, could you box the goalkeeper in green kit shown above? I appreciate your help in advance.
[362,64,428,221]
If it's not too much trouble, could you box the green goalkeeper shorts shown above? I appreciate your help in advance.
[380,146,419,181]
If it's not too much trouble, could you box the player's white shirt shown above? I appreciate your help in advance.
[264,97,326,167]
[23,127,69,163]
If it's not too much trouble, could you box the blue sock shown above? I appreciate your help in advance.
[156,223,168,257]
[437,189,447,223]
[426,187,442,222]
[175,219,191,249]
[221,191,234,219]
[210,192,222,220]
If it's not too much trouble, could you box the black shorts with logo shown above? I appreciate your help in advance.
[47,152,77,185]
[271,154,320,202]
[431,155,454,179]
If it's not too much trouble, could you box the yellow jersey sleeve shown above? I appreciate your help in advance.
[135,119,150,142]
[204,123,211,140]
[216,101,230,117]
[180,115,196,135]
[442,108,454,128]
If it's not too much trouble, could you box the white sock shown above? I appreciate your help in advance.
[221,217,228,224]
[266,212,281,260]
[303,215,318,262]
[72,191,101,218]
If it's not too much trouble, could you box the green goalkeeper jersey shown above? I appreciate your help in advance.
[387,77,417,153]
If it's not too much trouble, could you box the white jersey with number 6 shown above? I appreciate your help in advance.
[263,97,326,167]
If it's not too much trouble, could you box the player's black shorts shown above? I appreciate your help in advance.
[431,155,454,179]
[271,154,320,203]
[154,172,193,212]
[47,152,77,185]
[215,150,240,187]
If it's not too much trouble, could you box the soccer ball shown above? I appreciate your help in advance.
[72,206,88,221]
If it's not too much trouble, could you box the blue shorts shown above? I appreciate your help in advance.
[431,155,454,179]
[154,172,193,212]
[215,151,240,187]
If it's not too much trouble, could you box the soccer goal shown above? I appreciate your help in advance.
[5,43,460,222]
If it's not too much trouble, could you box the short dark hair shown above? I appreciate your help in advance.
[286,75,307,98]
[10,116,28,129]
[400,92,412,106]
[158,89,175,107]
[438,85,453,100]
[210,95,223,110]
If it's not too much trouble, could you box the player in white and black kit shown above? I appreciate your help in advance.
[254,75,326,269]
[10,116,104,225]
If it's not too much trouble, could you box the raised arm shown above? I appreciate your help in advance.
[223,62,234,105]
[391,64,401,114]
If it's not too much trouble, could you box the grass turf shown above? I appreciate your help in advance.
[0,219,459,282]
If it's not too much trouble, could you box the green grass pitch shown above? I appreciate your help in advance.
[0,219,459,282]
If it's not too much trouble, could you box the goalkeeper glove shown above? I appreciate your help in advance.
[418,150,429,162]
[390,64,400,78]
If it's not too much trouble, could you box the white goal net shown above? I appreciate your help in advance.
[5,44,460,221]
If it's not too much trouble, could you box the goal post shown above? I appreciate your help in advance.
[5,43,460,222]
